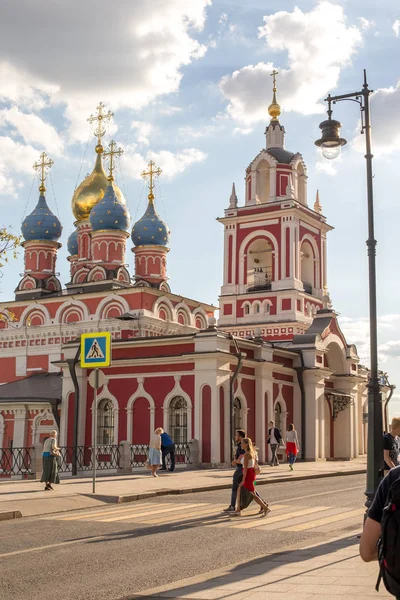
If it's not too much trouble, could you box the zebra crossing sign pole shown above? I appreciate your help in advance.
[80,332,112,493]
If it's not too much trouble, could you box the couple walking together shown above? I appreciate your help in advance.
[223,429,270,517]
[268,420,299,470]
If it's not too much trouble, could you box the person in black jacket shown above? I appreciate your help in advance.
[267,420,282,466]
[223,429,246,513]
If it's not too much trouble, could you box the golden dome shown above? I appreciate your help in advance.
[268,69,281,121]
[71,146,125,221]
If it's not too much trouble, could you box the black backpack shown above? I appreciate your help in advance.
[376,477,400,597]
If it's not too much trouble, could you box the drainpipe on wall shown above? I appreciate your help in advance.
[229,335,244,461]
[66,346,81,476]
[294,351,306,461]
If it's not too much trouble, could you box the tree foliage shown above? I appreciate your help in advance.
[0,227,21,269]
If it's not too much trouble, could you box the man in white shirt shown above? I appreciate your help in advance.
[267,420,282,466]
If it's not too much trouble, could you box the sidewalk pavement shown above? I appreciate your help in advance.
[0,457,366,519]
[132,534,390,599]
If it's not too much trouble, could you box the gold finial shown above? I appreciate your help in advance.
[268,69,281,121]
[314,189,322,214]
[103,140,124,182]
[33,152,54,193]
[141,160,162,202]
[87,102,114,154]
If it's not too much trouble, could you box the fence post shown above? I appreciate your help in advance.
[188,439,200,466]
[31,444,43,479]
[119,441,131,474]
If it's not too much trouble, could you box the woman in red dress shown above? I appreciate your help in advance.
[233,438,270,517]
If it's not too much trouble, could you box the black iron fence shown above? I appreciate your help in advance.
[0,443,191,477]
[0,447,32,477]
[57,445,120,472]
[130,443,191,467]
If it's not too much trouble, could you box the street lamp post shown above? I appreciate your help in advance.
[315,69,383,509]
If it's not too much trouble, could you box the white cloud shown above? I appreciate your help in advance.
[0,1,211,140]
[122,147,207,180]
[358,17,375,31]
[340,314,400,365]
[179,124,222,139]
[0,136,39,197]
[352,81,400,156]
[131,121,153,146]
[233,127,253,136]
[0,107,63,155]
[219,2,363,124]
[393,20,400,37]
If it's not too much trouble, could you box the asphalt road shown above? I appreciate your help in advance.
[0,474,366,600]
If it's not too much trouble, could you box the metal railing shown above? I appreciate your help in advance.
[0,447,32,476]
[130,443,191,467]
[57,445,120,472]
[247,267,272,292]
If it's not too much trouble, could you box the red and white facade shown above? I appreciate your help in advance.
[0,104,383,465]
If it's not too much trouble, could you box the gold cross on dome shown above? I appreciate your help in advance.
[271,69,279,91]
[141,160,162,201]
[103,140,124,182]
[33,152,54,193]
[87,102,114,146]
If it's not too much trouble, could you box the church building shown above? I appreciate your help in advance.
[0,81,376,470]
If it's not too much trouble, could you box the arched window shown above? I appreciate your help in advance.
[246,238,273,292]
[254,302,261,314]
[264,303,270,315]
[274,402,284,434]
[234,397,242,432]
[243,303,250,315]
[169,396,188,443]
[97,399,115,445]
[300,240,315,293]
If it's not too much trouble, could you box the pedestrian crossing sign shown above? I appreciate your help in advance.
[80,332,112,368]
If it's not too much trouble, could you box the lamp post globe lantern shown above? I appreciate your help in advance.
[315,115,347,160]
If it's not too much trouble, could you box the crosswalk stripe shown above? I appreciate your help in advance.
[53,502,178,521]
[281,508,365,532]
[137,504,228,525]
[307,514,363,533]
[228,506,331,530]
[100,503,207,522]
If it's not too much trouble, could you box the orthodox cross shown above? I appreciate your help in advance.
[103,140,124,182]
[33,152,54,193]
[141,160,162,201]
[87,102,114,146]
[271,69,279,91]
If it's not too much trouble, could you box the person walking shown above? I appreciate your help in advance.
[160,430,176,472]
[267,420,282,466]
[286,423,299,470]
[148,427,163,477]
[40,430,60,491]
[223,429,246,513]
[233,438,270,517]
[383,417,400,475]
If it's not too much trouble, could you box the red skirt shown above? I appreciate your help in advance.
[286,441,298,456]
[243,467,256,492]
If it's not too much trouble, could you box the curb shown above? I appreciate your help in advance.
[0,511,22,522]
[117,468,366,503]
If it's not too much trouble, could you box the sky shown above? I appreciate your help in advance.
[0,0,400,414]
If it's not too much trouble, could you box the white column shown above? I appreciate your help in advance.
[303,372,325,460]
[267,381,274,464]
[281,223,287,281]
[322,234,327,290]
[13,408,27,447]
[255,375,266,463]
[210,385,220,464]
[250,170,257,205]
[318,394,326,459]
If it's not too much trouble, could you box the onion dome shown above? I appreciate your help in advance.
[90,183,130,232]
[71,146,125,221]
[21,193,62,242]
[131,196,169,246]
[67,228,78,255]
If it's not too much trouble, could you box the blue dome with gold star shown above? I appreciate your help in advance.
[90,183,130,232]
[131,197,169,246]
[21,194,62,242]
[67,228,78,255]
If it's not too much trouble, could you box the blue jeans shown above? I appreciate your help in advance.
[288,452,296,465]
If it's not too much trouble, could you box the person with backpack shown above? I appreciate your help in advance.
[267,420,282,466]
[360,465,400,598]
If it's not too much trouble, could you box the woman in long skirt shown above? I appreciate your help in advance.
[286,423,299,470]
[148,428,163,477]
[40,430,60,491]
[233,438,270,517]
